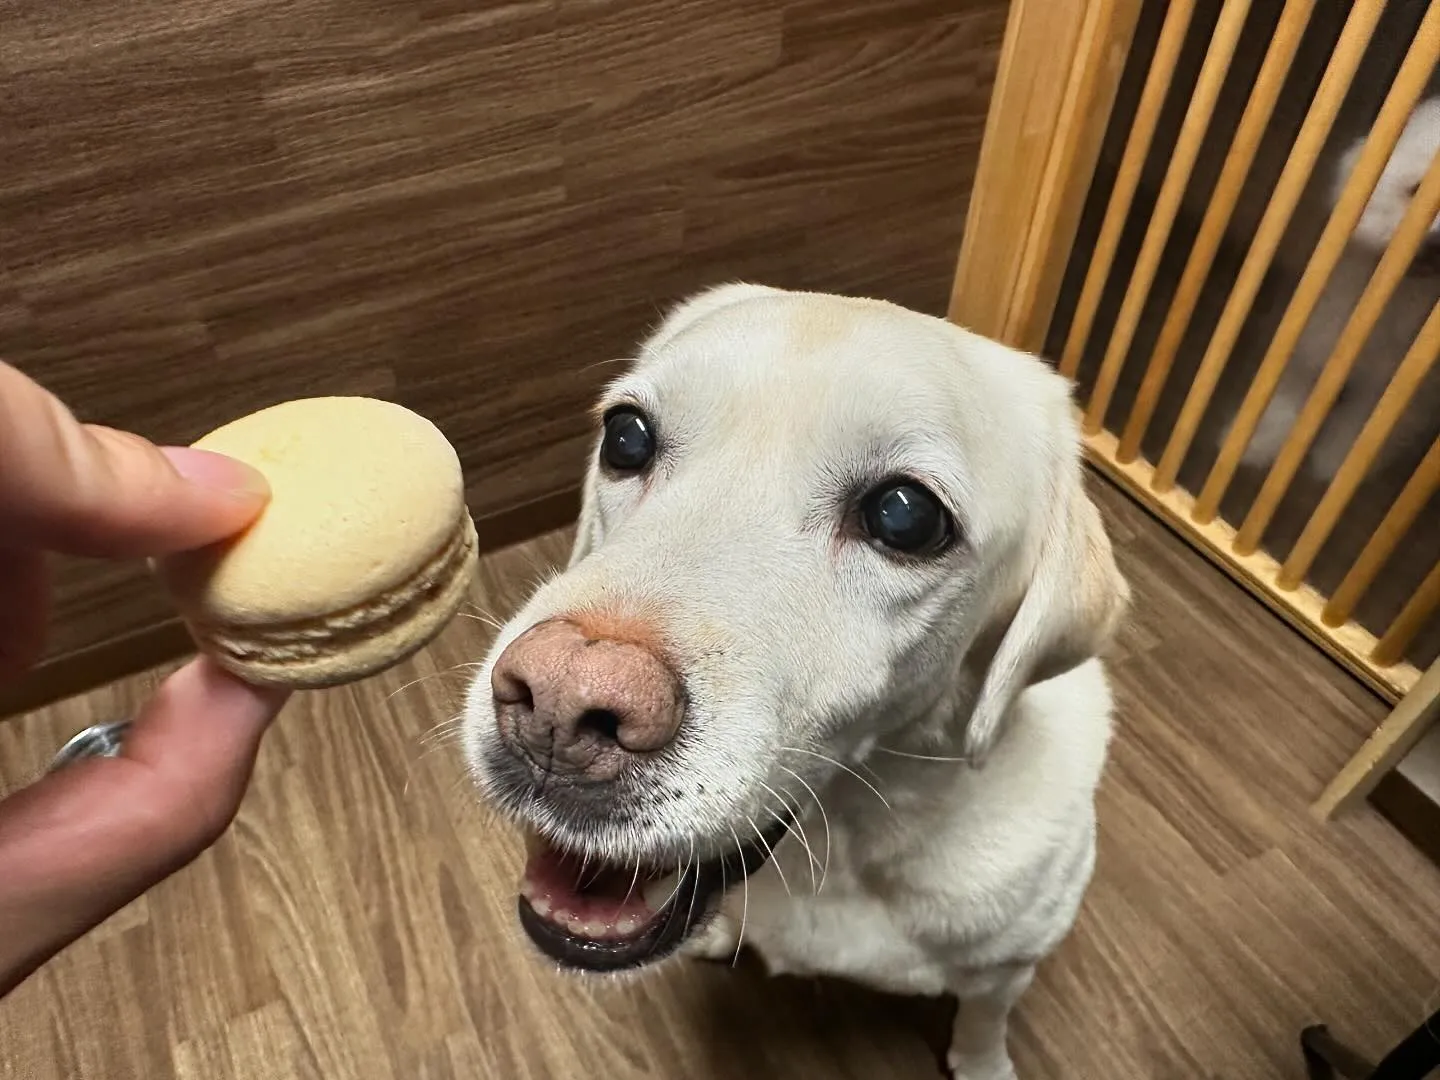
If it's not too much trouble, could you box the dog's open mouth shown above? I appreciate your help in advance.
[516,814,791,972]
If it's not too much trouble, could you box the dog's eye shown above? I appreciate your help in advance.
[860,481,952,555]
[600,407,656,472]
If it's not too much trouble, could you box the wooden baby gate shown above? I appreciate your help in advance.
[950,0,1440,819]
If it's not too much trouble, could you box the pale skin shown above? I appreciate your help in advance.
[0,360,290,996]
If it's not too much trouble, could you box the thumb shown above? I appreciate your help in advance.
[0,362,269,558]
[0,658,288,996]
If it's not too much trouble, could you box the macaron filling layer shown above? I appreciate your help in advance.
[191,517,477,664]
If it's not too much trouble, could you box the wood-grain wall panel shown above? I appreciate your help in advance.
[0,0,1007,714]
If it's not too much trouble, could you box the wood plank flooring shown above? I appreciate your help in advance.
[2,475,1438,1079]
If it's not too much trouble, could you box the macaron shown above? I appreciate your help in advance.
[155,397,478,690]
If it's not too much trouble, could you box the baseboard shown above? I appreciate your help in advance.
[0,487,581,721]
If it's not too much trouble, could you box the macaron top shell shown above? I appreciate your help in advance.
[159,397,467,625]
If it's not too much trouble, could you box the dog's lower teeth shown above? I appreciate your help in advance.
[642,872,682,911]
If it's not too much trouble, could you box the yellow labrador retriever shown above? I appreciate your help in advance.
[463,284,1129,1080]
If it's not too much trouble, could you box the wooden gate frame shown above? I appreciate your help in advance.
[948,0,1440,820]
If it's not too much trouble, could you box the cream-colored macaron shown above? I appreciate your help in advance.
[155,397,478,689]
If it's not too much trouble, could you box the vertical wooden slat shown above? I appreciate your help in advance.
[1057,0,1198,379]
[1373,561,1440,668]
[947,0,1059,343]
[1083,0,1253,435]
[949,0,1144,349]
[1324,436,1440,627]
[1232,150,1440,554]
[1314,658,1440,820]
[1150,1,1389,493]
[1117,0,1318,463]
[1000,0,1147,353]
[1193,5,1440,519]
[1279,301,1440,589]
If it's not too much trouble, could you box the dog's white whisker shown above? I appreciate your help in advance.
[421,708,470,738]
[777,795,822,893]
[386,667,466,702]
[579,356,626,375]
[574,850,595,892]
[760,783,817,892]
[728,825,750,967]
[683,838,700,937]
[410,735,463,771]
[402,711,472,799]
[872,745,971,763]
[746,815,790,898]
[779,766,832,895]
[625,854,643,905]
[457,600,509,632]
[390,656,490,709]
[652,851,686,913]
[455,611,506,632]
[781,746,893,812]
[413,713,464,748]
[757,780,819,894]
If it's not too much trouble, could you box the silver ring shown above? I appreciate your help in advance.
[49,721,131,773]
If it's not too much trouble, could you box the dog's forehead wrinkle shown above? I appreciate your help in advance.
[632,327,1062,541]
[629,385,1002,542]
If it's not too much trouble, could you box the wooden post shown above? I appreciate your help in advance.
[948,0,1143,353]
[1315,659,1440,820]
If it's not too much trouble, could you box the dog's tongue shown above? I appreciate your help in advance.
[520,838,667,941]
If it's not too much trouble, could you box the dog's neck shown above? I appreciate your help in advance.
[848,624,1006,769]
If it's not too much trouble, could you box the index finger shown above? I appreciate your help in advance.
[0,362,269,558]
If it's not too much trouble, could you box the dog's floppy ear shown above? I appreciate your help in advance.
[964,446,1129,763]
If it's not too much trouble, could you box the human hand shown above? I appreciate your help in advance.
[0,360,290,996]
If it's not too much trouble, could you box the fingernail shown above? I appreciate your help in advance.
[160,447,270,501]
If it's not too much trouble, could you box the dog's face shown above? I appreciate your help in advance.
[462,285,1126,973]
[1343,96,1440,268]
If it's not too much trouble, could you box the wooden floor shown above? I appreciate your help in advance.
[3,476,1439,1079]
